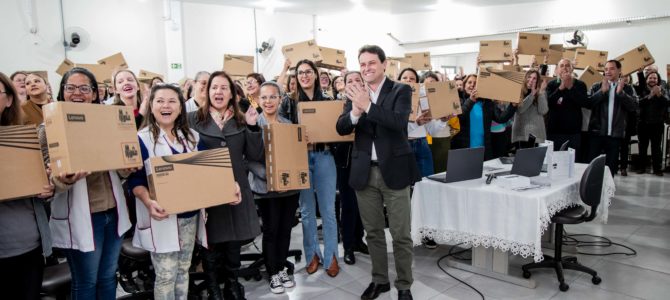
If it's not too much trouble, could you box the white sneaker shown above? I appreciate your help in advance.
[278,270,295,288]
[270,274,285,294]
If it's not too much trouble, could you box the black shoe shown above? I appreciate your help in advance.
[620,169,628,176]
[360,282,390,300]
[344,250,356,265]
[398,289,413,300]
[353,242,369,255]
[423,238,437,249]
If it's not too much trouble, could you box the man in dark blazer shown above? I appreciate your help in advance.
[585,60,638,175]
[336,45,419,300]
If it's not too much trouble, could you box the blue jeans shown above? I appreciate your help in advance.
[410,137,434,177]
[63,209,123,300]
[300,150,338,268]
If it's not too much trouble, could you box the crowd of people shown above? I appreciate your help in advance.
[0,43,668,300]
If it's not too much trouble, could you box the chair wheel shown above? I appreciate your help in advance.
[522,271,531,279]
[295,255,302,262]
[592,276,602,285]
[559,282,569,292]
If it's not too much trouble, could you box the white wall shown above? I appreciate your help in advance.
[181,2,314,79]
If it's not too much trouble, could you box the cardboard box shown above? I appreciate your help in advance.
[76,63,114,83]
[97,52,129,70]
[501,64,521,72]
[262,123,310,192]
[479,40,513,62]
[282,39,322,63]
[574,49,608,71]
[408,83,420,122]
[0,125,49,201]
[424,81,462,118]
[405,52,431,71]
[517,54,538,67]
[223,54,254,76]
[578,65,603,89]
[614,44,655,76]
[317,47,346,70]
[43,102,142,174]
[476,67,526,103]
[297,101,354,143]
[385,57,411,80]
[137,69,164,84]
[547,44,565,65]
[146,148,236,214]
[56,58,75,76]
[517,32,550,56]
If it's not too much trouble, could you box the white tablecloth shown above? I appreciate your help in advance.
[411,161,615,263]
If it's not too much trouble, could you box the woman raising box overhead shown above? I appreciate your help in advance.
[511,69,549,149]
[188,71,264,300]
[38,67,136,300]
[0,72,55,300]
[126,84,213,299]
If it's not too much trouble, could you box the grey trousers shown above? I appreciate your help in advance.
[355,166,413,290]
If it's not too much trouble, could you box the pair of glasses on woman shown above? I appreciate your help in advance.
[62,84,94,94]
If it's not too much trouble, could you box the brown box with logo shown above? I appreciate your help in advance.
[0,125,49,201]
[75,63,114,84]
[56,59,75,76]
[575,49,608,71]
[317,47,346,70]
[282,39,322,63]
[479,40,513,62]
[263,123,310,192]
[405,52,431,71]
[614,44,655,76]
[476,67,526,103]
[97,52,129,70]
[578,66,604,89]
[146,148,236,214]
[385,57,411,80]
[517,32,550,56]
[547,44,565,65]
[43,102,142,174]
[425,81,462,118]
[137,69,165,84]
[223,54,254,76]
[297,101,354,143]
[408,83,420,122]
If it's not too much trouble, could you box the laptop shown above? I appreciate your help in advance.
[490,146,547,177]
[427,147,485,183]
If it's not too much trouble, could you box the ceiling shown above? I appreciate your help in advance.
[182,0,553,15]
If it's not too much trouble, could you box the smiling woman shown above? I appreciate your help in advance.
[20,72,51,125]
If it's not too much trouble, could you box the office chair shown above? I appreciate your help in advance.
[521,155,606,292]
[40,252,71,300]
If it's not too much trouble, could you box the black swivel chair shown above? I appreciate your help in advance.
[522,155,606,292]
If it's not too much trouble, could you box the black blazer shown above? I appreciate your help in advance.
[450,95,516,160]
[586,82,638,138]
[336,79,420,190]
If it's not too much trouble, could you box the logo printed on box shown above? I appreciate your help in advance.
[302,108,316,114]
[118,109,132,123]
[280,171,290,187]
[67,114,86,122]
[122,143,140,164]
[155,164,174,173]
[300,171,308,185]
[48,142,59,148]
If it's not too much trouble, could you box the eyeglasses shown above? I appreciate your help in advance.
[259,95,280,101]
[246,79,259,86]
[297,70,315,77]
[63,84,93,94]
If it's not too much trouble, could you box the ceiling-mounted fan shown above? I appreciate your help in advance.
[564,30,589,48]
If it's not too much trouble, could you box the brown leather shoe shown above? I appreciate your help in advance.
[326,255,339,277]
[306,255,320,274]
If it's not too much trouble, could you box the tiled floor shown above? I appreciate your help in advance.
[238,172,670,300]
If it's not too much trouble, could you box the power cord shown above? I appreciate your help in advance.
[437,243,485,300]
[562,230,637,256]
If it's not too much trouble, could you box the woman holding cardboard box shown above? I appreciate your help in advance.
[282,59,340,277]
[511,70,549,149]
[451,74,516,160]
[21,72,51,125]
[127,83,214,299]
[248,81,301,294]
[188,71,264,300]
[39,67,133,300]
[0,72,55,300]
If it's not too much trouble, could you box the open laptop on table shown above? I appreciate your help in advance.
[490,146,548,177]
[427,147,485,183]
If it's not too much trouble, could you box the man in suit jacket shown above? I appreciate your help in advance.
[585,60,638,175]
[336,45,419,300]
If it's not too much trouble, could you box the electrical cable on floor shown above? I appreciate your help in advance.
[562,230,637,256]
[437,243,485,300]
